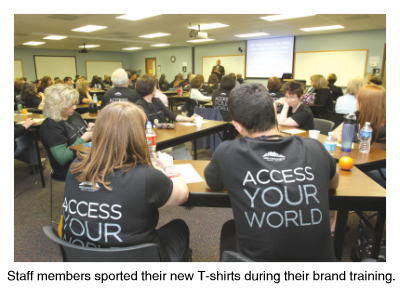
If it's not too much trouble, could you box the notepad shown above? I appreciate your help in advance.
[174,164,204,184]
[16,118,44,125]
[280,129,306,135]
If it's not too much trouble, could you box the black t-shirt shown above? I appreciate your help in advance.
[37,87,44,94]
[24,95,42,108]
[136,98,178,126]
[328,84,343,102]
[212,88,232,122]
[288,104,315,130]
[314,88,334,116]
[40,111,87,180]
[101,87,140,107]
[205,135,336,262]
[79,94,88,104]
[199,85,214,96]
[63,161,173,261]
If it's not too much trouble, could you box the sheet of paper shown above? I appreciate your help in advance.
[336,142,354,149]
[173,164,204,184]
[280,129,306,134]
[15,112,32,115]
[16,118,45,125]
[180,122,196,126]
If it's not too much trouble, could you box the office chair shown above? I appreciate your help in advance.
[314,118,335,135]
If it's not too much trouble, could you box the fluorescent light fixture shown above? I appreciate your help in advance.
[151,43,170,47]
[116,14,161,21]
[23,41,45,46]
[261,14,316,21]
[72,25,107,32]
[187,23,229,30]
[234,32,270,38]
[43,35,67,40]
[78,44,100,48]
[139,32,171,38]
[186,38,215,43]
[122,47,143,50]
[300,25,344,32]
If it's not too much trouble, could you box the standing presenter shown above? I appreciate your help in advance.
[211,59,225,83]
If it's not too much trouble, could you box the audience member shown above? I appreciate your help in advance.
[34,79,41,88]
[64,77,73,86]
[190,76,212,103]
[204,82,339,262]
[14,79,26,104]
[64,102,191,261]
[212,75,235,122]
[38,76,53,93]
[90,75,105,89]
[310,74,333,119]
[327,73,343,101]
[173,74,184,88]
[76,79,93,104]
[229,73,241,88]
[154,79,168,107]
[21,81,44,108]
[102,75,112,88]
[159,74,169,91]
[267,77,284,101]
[335,76,365,114]
[197,74,213,96]
[131,71,138,87]
[54,79,63,85]
[208,74,219,90]
[275,81,314,130]
[236,73,244,84]
[370,75,383,85]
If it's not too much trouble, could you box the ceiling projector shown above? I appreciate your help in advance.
[189,30,208,39]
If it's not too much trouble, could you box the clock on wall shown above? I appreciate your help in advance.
[170,56,176,63]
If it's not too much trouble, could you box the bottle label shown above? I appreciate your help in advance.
[147,136,156,146]
[324,142,336,152]
[361,131,372,138]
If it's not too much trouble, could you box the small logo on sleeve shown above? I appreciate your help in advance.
[79,181,100,192]
[262,152,286,162]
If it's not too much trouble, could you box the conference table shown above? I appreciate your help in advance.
[14,112,46,187]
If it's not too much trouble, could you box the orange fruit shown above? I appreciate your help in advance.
[21,109,28,114]
[339,156,354,170]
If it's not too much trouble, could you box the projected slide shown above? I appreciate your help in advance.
[246,36,294,78]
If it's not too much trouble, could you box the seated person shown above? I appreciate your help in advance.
[197,74,214,96]
[370,75,383,86]
[173,74,184,88]
[208,74,219,91]
[40,84,93,180]
[190,76,212,103]
[229,73,241,88]
[180,72,193,88]
[102,75,112,88]
[204,83,339,262]
[34,79,41,89]
[154,79,168,107]
[135,74,200,160]
[89,75,105,89]
[130,71,138,88]
[37,76,53,94]
[335,76,365,114]
[327,73,343,101]
[159,74,169,91]
[274,81,314,130]
[14,79,26,106]
[75,79,93,104]
[63,102,191,261]
[183,75,195,91]
[310,74,334,119]
[54,79,64,85]
[20,82,44,108]
[64,76,73,87]
[236,73,244,84]
[267,77,285,101]
[212,75,235,122]
[101,69,141,107]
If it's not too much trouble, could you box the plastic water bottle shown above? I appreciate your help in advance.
[93,94,97,103]
[324,132,337,156]
[341,113,356,152]
[359,122,373,153]
[146,121,157,161]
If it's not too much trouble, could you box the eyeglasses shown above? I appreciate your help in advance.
[285,96,298,100]
[67,102,77,108]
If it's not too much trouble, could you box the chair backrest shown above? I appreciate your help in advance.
[314,118,335,135]
[221,251,254,262]
[43,226,161,262]
[328,112,345,130]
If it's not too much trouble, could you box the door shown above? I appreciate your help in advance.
[145,58,156,77]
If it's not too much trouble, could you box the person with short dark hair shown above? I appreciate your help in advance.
[190,76,212,103]
[370,75,383,85]
[64,77,73,86]
[326,73,343,101]
[208,74,219,90]
[212,75,235,121]
[102,75,112,88]
[267,77,285,102]
[131,71,138,87]
[274,81,314,130]
[229,73,240,88]
[236,73,244,84]
[204,82,339,262]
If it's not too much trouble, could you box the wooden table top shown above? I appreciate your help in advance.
[14,113,45,126]
[76,104,89,108]
[80,111,99,119]
[166,93,190,99]
[88,90,106,93]
[174,160,386,199]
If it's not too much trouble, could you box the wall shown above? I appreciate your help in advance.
[14,47,132,81]
[129,47,192,82]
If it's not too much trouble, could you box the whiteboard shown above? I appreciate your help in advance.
[86,61,123,81]
[294,50,368,87]
[34,56,77,80]
[202,55,245,81]
[14,60,24,79]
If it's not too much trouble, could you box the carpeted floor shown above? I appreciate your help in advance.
[14,139,385,262]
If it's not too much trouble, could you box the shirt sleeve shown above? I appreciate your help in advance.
[145,166,173,208]
[204,145,225,191]
[49,137,85,166]
[290,107,312,127]
[159,99,177,120]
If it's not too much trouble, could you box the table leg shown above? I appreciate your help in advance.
[193,139,197,160]
[371,209,386,260]
[32,130,46,188]
[334,210,348,260]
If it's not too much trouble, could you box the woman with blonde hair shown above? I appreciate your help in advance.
[76,79,93,104]
[335,76,365,114]
[310,74,333,119]
[64,102,191,261]
[40,84,93,180]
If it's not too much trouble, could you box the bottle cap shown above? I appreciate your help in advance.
[146,121,152,128]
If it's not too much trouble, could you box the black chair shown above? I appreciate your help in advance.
[314,118,335,135]
[43,226,162,262]
[50,169,65,224]
[221,251,254,262]
[328,112,345,130]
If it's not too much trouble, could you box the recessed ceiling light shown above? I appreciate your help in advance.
[23,41,45,46]
[188,23,229,30]
[116,14,161,21]
[261,14,316,21]
[72,25,107,32]
[234,32,270,38]
[151,43,170,47]
[122,47,143,50]
[186,39,215,43]
[139,32,171,38]
[78,44,100,48]
[43,35,67,40]
[300,25,344,32]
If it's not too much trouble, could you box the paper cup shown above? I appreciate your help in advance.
[309,130,320,139]
[195,117,203,128]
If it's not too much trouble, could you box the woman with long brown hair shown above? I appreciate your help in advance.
[63,102,191,262]
[37,76,53,93]
[173,73,184,88]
